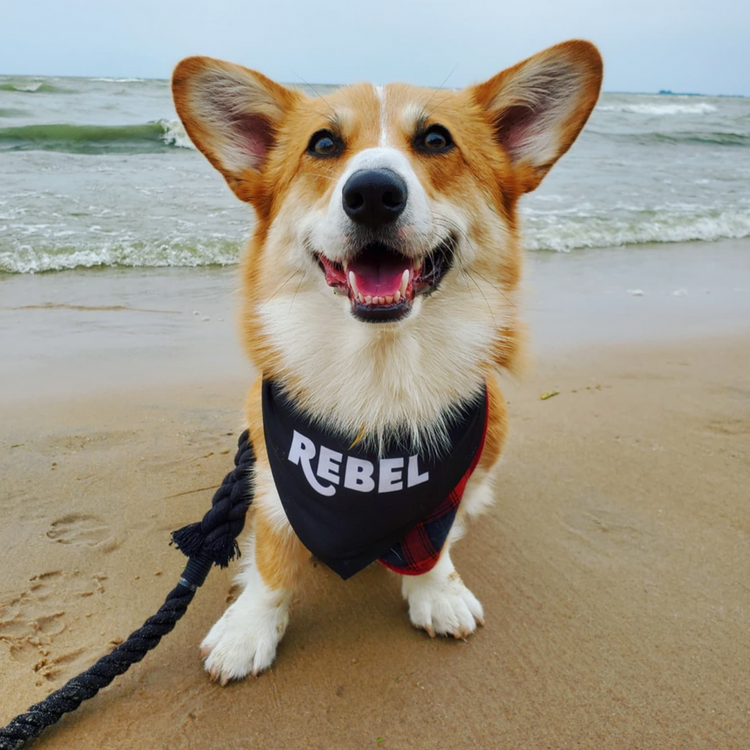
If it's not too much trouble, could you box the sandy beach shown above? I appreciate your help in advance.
[1,239,749,749]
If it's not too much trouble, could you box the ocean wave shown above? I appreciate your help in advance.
[159,119,195,149]
[0,81,67,94]
[588,129,750,147]
[0,107,28,118]
[2,209,749,273]
[0,120,195,154]
[87,77,148,83]
[650,131,750,146]
[523,208,750,252]
[598,102,718,115]
[0,237,241,274]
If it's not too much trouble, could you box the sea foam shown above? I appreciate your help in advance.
[158,119,195,149]
[88,77,148,83]
[0,238,243,274]
[598,102,718,115]
[0,81,64,94]
[3,208,749,273]
[523,208,750,252]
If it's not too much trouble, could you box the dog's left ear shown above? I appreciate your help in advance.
[470,40,603,193]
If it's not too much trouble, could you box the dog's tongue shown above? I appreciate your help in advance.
[348,250,410,298]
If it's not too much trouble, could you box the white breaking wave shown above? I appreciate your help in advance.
[524,209,750,252]
[88,77,148,83]
[159,119,195,149]
[9,82,44,92]
[0,238,241,274]
[2,210,749,273]
[598,102,718,115]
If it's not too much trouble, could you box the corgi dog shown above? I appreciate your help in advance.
[172,40,602,684]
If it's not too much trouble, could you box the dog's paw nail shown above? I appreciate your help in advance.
[200,645,211,659]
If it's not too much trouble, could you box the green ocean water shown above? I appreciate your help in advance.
[1,75,749,273]
[0,122,176,154]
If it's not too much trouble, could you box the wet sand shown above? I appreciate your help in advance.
[1,239,749,748]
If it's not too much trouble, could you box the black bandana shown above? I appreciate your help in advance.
[262,379,488,580]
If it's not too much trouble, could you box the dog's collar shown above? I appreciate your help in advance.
[262,379,488,579]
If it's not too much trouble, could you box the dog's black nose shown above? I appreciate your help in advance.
[342,169,407,228]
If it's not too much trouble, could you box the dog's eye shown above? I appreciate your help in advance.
[307,130,341,157]
[416,125,454,153]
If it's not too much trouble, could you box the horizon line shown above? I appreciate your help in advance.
[0,71,747,99]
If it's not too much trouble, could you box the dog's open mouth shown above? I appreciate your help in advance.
[316,237,455,323]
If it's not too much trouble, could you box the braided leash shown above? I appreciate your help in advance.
[0,429,255,750]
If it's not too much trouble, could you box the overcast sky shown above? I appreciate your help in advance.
[1,0,748,96]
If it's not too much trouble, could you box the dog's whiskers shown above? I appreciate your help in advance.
[288,271,307,315]
[461,269,497,328]
[432,214,519,313]
[260,270,303,309]
[291,71,339,122]
[303,172,339,183]
[423,63,459,119]
[470,267,519,313]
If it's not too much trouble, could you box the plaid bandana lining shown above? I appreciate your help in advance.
[377,400,488,575]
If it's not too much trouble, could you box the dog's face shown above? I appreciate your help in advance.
[173,42,601,435]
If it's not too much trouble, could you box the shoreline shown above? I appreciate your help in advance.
[1,237,748,404]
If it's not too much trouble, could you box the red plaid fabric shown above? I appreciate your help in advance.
[378,395,489,576]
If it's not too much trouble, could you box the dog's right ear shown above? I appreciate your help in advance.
[172,57,301,203]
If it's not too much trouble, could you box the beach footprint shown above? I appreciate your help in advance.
[0,570,109,680]
[46,513,116,550]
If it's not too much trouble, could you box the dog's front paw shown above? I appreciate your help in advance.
[200,599,288,685]
[403,572,485,639]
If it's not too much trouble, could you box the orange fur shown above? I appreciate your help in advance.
[254,510,309,591]
[478,376,508,473]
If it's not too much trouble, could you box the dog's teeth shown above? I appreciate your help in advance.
[348,271,359,295]
[413,259,421,271]
[365,295,373,304]
[385,295,394,304]
[400,270,409,296]
[394,291,401,303]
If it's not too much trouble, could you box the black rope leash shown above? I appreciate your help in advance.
[0,429,255,750]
